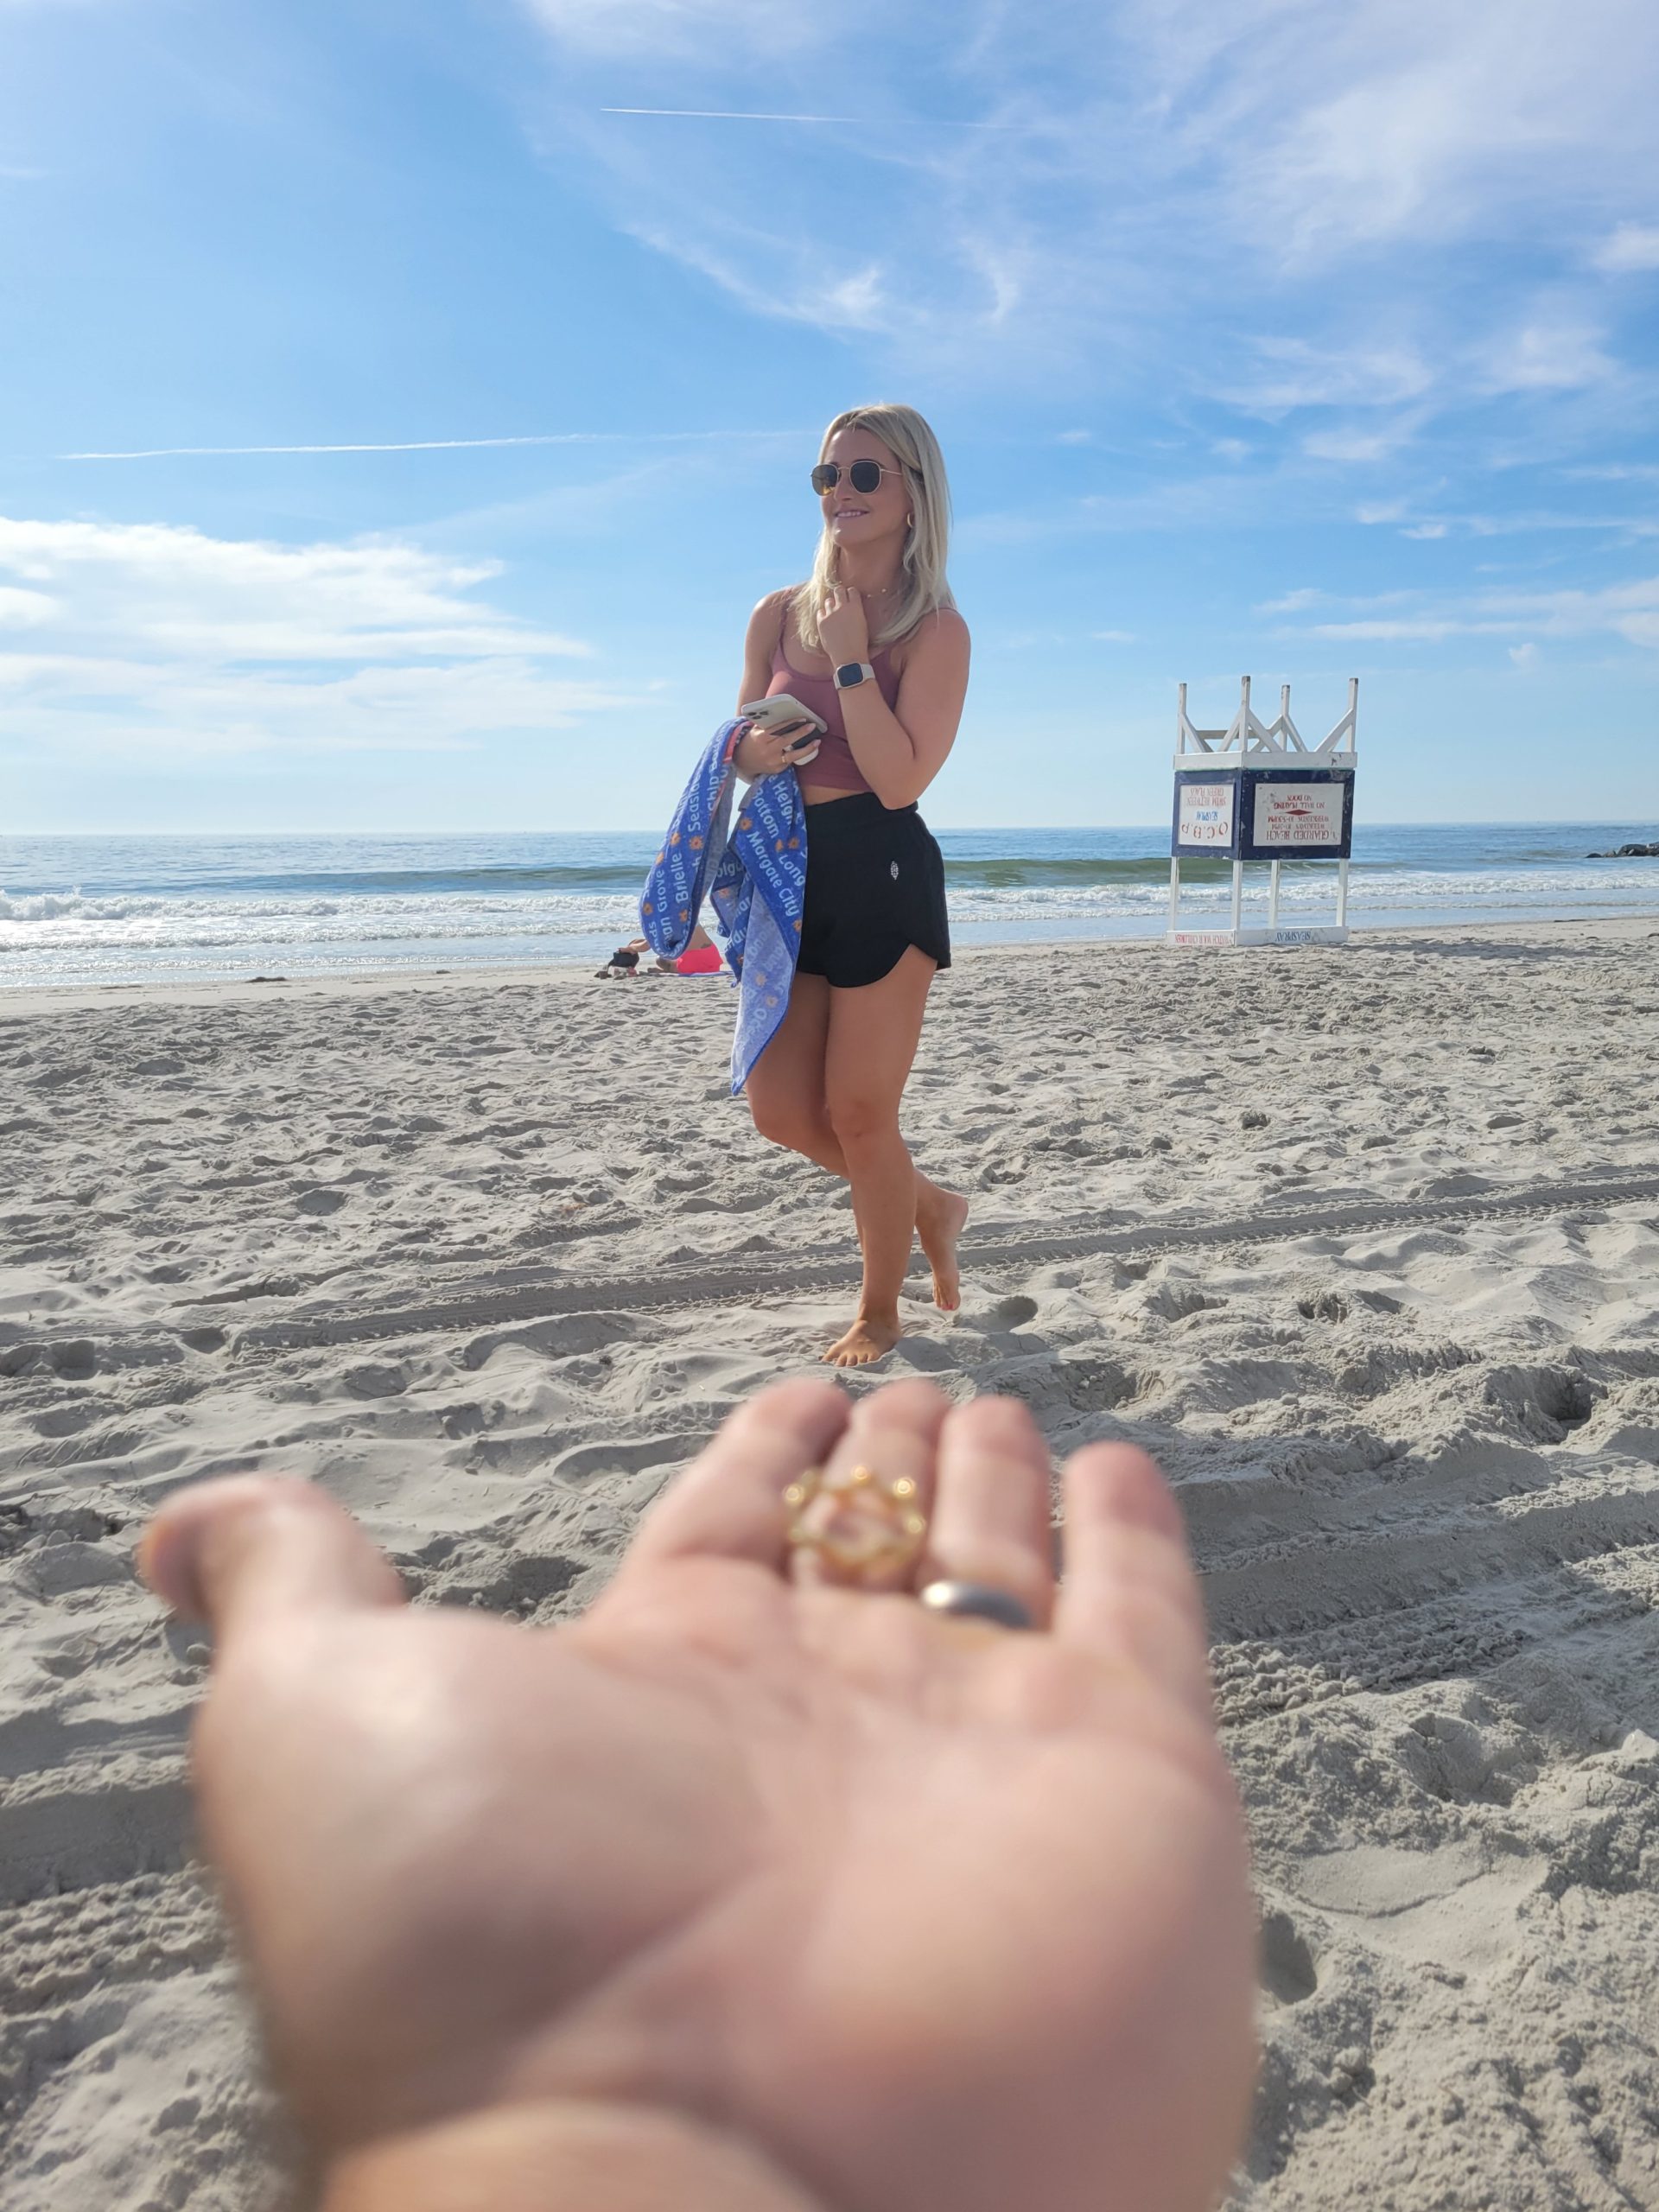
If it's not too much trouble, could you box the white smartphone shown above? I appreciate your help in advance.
[740,692,829,746]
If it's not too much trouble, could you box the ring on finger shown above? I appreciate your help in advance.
[785,1464,928,1585]
[918,1580,1035,1632]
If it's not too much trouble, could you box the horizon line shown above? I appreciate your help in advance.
[6,818,1650,838]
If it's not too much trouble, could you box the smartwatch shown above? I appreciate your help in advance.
[834,661,875,690]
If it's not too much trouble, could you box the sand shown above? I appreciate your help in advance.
[3,916,1659,2210]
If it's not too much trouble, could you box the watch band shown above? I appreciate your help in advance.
[834,661,876,690]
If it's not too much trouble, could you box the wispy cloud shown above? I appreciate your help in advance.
[519,0,834,59]
[1290,575,1659,650]
[0,513,639,767]
[600,106,1013,127]
[1303,423,1420,464]
[0,516,588,659]
[1479,318,1616,394]
[53,428,804,461]
[1593,223,1659,273]
[511,0,1659,435]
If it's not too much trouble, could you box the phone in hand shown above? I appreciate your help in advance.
[741,692,829,743]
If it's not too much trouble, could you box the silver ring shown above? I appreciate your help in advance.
[918,1580,1034,1632]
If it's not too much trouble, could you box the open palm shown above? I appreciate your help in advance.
[143,1379,1256,2212]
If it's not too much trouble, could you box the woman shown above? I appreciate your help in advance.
[734,404,971,1369]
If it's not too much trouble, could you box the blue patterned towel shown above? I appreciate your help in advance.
[639,719,809,1094]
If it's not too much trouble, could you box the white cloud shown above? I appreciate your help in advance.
[1303,423,1414,464]
[1256,588,1325,614]
[1293,574,1659,650]
[1091,628,1135,643]
[0,516,588,662]
[1570,462,1659,482]
[518,0,830,56]
[0,655,629,765]
[1510,641,1541,670]
[0,585,56,626]
[1310,618,1484,642]
[0,513,637,768]
[1593,223,1659,273]
[1480,319,1615,393]
[1401,521,1449,539]
[1131,0,1659,262]
[510,0,1659,437]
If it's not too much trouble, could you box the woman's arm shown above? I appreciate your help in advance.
[824,599,970,810]
[731,591,808,784]
[737,591,786,717]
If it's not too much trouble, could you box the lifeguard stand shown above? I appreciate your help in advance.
[1167,677,1358,947]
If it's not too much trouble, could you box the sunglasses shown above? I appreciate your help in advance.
[810,460,906,496]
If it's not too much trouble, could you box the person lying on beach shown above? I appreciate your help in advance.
[596,940,645,978]
[733,404,971,1370]
[642,925,725,976]
[663,922,723,975]
[139,1377,1255,2212]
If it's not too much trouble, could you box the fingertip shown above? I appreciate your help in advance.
[1065,1443,1187,1546]
[947,1390,1047,1456]
[738,1376,855,1439]
[139,1476,296,1622]
[139,1475,402,1636]
[857,1376,952,1426]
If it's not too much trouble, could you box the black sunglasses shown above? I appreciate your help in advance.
[810,460,905,496]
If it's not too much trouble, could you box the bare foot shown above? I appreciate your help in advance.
[917,1187,969,1312]
[823,1316,901,1369]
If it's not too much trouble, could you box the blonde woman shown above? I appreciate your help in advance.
[734,404,971,1368]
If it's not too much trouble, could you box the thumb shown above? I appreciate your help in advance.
[140,1476,404,1639]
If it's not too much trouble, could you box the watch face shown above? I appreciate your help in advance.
[836,662,866,687]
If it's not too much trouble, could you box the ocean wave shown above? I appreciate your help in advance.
[3,862,1659,955]
[3,852,1658,992]
[0,887,349,925]
[6,842,1656,907]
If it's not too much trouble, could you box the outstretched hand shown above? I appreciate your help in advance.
[142,1379,1256,2212]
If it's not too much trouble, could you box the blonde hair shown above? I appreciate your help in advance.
[795,404,956,655]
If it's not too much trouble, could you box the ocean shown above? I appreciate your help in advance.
[2,823,1656,990]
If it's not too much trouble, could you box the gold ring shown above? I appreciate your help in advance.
[784,1463,928,1585]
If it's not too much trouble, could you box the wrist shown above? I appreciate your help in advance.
[321,2101,830,2212]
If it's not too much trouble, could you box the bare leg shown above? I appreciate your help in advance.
[820,948,961,1368]
[746,969,966,1313]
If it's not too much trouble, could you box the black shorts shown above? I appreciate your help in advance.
[796,792,951,990]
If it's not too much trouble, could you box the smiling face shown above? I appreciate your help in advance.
[818,425,911,561]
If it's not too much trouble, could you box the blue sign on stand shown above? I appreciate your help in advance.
[1166,679,1360,947]
[1172,766,1356,861]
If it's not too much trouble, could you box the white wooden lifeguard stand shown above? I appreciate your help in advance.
[1167,676,1358,948]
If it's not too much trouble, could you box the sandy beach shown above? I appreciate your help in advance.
[4,916,1659,2209]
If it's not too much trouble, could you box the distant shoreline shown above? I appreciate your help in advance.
[4,912,1656,1015]
[3,823,1657,991]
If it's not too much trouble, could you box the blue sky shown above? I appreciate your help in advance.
[3,0,1657,833]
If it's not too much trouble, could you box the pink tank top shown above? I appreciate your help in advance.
[766,592,901,795]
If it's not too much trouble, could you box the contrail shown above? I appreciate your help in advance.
[600,105,1012,127]
[56,429,804,461]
